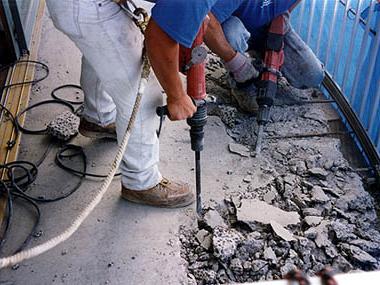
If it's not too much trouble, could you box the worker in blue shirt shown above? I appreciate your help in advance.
[203,0,325,112]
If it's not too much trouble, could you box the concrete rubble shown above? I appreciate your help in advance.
[236,199,300,226]
[46,111,80,141]
[178,52,380,284]
[228,143,250,157]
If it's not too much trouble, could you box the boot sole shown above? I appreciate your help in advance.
[79,129,117,140]
[121,192,195,209]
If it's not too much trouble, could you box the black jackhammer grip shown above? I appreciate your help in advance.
[156,105,169,117]
[156,97,198,119]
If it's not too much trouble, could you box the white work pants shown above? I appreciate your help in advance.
[46,0,163,190]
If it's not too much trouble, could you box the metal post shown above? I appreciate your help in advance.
[333,0,351,78]
[316,0,329,57]
[368,77,380,137]
[306,0,316,46]
[349,0,376,104]
[342,0,363,91]
[324,0,340,67]
[296,0,306,35]
[359,17,380,119]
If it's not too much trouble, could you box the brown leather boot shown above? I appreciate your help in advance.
[121,178,195,208]
[79,118,116,139]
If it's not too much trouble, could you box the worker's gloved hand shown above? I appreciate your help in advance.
[225,52,259,83]
[167,95,197,121]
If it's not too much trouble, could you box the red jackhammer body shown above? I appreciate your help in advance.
[180,20,208,216]
[157,20,209,215]
[255,15,285,154]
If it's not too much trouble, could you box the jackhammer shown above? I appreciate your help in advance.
[254,15,285,155]
[156,21,209,216]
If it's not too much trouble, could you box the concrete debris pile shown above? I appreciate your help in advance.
[180,179,380,284]
[179,52,380,285]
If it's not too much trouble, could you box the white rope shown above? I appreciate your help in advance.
[0,57,150,269]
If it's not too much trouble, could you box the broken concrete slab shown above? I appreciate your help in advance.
[263,188,277,203]
[304,216,323,227]
[331,221,357,242]
[280,262,296,276]
[196,230,212,251]
[311,186,330,203]
[349,239,380,256]
[237,199,300,226]
[263,247,277,263]
[340,244,378,266]
[239,232,265,255]
[332,255,353,272]
[305,221,330,248]
[270,221,296,242]
[203,209,226,230]
[308,167,329,180]
[228,143,250,157]
[302,207,323,217]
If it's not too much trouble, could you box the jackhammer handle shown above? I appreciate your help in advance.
[156,98,198,118]
[156,105,169,117]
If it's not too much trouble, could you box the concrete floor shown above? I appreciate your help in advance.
[0,5,250,285]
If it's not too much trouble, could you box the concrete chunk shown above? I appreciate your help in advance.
[196,230,212,250]
[311,186,330,203]
[237,199,300,226]
[270,221,296,242]
[228,143,250,157]
[304,216,323,227]
[308,167,329,180]
[212,226,243,262]
[263,247,277,263]
[203,209,226,229]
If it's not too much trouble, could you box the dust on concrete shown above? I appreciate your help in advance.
[179,52,380,284]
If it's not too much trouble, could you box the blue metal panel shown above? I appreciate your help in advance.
[291,0,380,155]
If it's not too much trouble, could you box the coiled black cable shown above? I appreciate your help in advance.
[0,61,120,256]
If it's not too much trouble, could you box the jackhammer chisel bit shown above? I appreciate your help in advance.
[187,101,207,215]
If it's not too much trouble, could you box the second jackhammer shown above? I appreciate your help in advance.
[254,15,285,155]
[157,20,209,216]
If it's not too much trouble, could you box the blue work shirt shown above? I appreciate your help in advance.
[211,0,297,39]
[151,0,218,48]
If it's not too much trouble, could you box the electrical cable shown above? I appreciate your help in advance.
[0,60,85,255]
[15,99,75,134]
[0,102,20,149]
[55,145,122,178]
[0,60,49,92]
[51,84,83,105]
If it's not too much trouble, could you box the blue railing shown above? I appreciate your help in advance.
[291,0,380,155]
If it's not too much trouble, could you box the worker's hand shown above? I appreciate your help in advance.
[167,95,197,121]
[225,52,259,83]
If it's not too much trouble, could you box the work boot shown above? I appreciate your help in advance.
[121,178,195,208]
[78,118,116,139]
[230,87,259,113]
[228,75,259,113]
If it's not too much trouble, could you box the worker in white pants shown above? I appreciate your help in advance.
[46,0,195,207]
